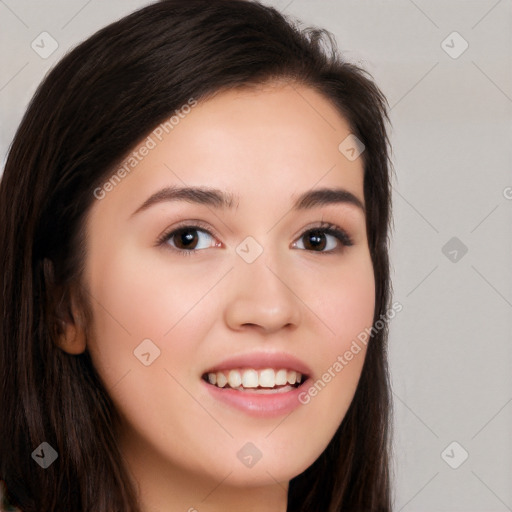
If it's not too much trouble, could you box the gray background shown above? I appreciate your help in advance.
[1,1,511,510]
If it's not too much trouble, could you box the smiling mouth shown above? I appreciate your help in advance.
[202,368,307,393]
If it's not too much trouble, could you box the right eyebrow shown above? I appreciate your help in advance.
[130,186,237,218]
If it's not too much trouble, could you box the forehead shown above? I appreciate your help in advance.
[90,82,365,218]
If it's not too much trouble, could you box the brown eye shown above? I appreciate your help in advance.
[171,228,200,250]
[302,230,329,251]
[294,225,353,253]
[158,226,217,255]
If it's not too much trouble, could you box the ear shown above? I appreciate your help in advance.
[44,259,87,355]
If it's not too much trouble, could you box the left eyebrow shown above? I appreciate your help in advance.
[130,185,365,218]
[293,187,365,213]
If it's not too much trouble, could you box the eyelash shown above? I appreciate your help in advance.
[155,221,354,257]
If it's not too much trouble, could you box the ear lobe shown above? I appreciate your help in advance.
[58,314,87,355]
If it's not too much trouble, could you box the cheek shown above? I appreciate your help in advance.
[332,265,375,344]
[84,246,219,384]
[83,247,222,458]
[305,251,376,349]
[292,253,375,430]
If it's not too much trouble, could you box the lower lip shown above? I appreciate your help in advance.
[202,379,310,418]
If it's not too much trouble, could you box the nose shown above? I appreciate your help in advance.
[223,252,302,334]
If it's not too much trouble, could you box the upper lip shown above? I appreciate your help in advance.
[202,351,312,378]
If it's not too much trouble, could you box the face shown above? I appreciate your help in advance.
[81,82,375,502]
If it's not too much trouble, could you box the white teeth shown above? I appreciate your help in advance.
[259,368,275,388]
[216,372,227,388]
[241,369,258,388]
[206,368,305,389]
[228,369,242,388]
[287,370,297,385]
[275,369,287,386]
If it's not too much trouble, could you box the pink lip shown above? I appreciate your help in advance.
[202,351,312,376]
[202,379,311,417]
[201,351,312,418]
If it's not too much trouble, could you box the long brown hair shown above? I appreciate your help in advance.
[0,1,393,510]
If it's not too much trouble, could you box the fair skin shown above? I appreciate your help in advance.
[60,82,375,512]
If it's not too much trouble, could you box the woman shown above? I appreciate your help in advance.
[0,1,393,510]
